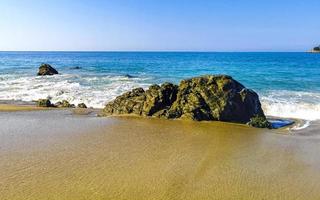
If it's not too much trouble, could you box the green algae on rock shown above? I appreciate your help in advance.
[247,115,271,128]
[54,100,75,108]
[102,75,270,128]
[37,99,54,107]
[77,103,87,108]
[37,63,58,76]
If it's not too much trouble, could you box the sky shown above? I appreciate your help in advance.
[0,0,319,51]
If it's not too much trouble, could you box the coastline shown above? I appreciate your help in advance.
[1,109,320,199]
[0,103,49,111]
[0,102,101,117]
[0,100,44,111]
[0,100,307,130]
[1,0,319,198]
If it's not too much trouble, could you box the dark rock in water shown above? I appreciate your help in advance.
[37,99,54,107]
[124,74,135,78]
[61,100,74,108]
[101,75,270,128]
[70,66,81,70]
[77,103,87,108]
[37,63,58,76]
[54,100,75,108]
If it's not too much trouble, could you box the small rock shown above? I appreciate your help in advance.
[54,100,75,108]
[124,74,135,78]
[247,115,272,128]
[37,63,58,76]
[37,99,54,107]
[61,100,71,108]
[77,103,87,108]
[70,66,81,70]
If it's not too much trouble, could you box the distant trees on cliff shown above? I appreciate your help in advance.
[313,46,320,51]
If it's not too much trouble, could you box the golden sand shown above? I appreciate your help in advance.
[0,104,48,111]
[0,112,320,200]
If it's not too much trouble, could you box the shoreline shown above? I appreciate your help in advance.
[1,109,320,199]
[0,100,310,131]
[0,103,50,112]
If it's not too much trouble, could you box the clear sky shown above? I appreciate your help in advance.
[0,0,319,51]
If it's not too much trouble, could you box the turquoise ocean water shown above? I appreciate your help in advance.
[0,52,319,121]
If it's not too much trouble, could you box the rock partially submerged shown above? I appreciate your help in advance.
[124,74,135,78]
[77,103,87,108]
[54,100,75,108]
[102,75,271,128]
[247,116,271,128]
[70,66,81,70]
[37,63,58,76]
[37,99,54,107]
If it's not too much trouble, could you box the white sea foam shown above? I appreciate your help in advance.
[0,74,151,108]
[1,75,320,124]
[290,121,311,131]
[261,90,320,121]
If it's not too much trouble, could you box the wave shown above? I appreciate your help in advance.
[0,74,151,108]
[1,74,320,123]
[261,90,320,121]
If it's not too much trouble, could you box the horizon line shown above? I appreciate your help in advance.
[0,50,308,53]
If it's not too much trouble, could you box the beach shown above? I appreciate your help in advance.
[1,106,320,200]
[0,52,319,199]
[1,0,320,199]
[0,103,49,111]
[1,52,320,121]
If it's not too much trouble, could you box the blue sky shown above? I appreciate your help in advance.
[0,0,319,51]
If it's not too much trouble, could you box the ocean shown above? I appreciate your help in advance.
[0,51,319,121]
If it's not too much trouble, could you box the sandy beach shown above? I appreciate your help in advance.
[1,0,319,199]
[1,106,320,200]
[0,103,50,111]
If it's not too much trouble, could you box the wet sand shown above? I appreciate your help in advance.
[1,109,320,199]
[0,104,48,111]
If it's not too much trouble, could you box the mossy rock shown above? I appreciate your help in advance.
[61,100,74,108]
[37,63,58,76]
[37,99,54,107]
[247,115,272,128]
[55,100,75,108]
[77,103,87,108]
[101,75,269,128]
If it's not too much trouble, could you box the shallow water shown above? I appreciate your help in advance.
[1,110,320,199]
[0,52,320,121]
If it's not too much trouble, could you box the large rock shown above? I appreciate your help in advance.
[37,63,58,76]
[101,75,270,128]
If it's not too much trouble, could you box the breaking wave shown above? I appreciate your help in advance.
[260,90,320,121]
[1,74,319,125]
[0,74,151,108]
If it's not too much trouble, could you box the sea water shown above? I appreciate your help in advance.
[0,51,319,121]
